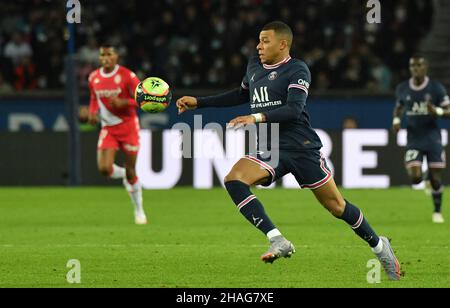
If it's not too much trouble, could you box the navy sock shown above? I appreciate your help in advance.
[225,181,276,235]
[340,201,380,248]
[432,187,443,213]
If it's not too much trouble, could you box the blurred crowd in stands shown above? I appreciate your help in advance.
[0,0,434,94]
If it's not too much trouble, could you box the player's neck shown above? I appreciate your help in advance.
[102,66,116,74]
[412,76,426,86]
[268,54,290,65]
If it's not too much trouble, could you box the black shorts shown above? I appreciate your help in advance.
[405,146,446,169]
[244,149,333,190]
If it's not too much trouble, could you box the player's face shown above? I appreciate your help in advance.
[257,30,284,64]
[409,58,428,79]
[99,47,118,70]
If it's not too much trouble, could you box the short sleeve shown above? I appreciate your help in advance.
[435,82,450,107]
[395,84,404,107]
[241,74,249,90]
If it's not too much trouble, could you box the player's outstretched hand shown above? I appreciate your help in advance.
[110,97,128,109]
[176,96,198,114]
[392,123,401,134]
[88,113,99,126]
[427,101,437,115]
[227,115,257,130]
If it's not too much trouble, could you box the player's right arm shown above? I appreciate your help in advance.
[177,68,250,114]
[393,84,405,134]
[176,87,249,114]
[427,82,450,118]
[88,73,100,126]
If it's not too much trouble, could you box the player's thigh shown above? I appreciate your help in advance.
[226,152,291,186]
[225,158,271,186]
[404,149,423,179]
[427,147,446,170]
[97,128,119,168]
[97,149,117,170]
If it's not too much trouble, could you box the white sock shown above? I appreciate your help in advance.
[266,229,282,240]
[371,239,383,254]
[110,164,126,179]
[124,179,145,216]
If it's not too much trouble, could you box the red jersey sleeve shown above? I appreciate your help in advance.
[88,73,99,114]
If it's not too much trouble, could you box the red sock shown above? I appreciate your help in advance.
[128,176,138,185]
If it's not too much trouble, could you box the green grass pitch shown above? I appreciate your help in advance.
[0,187,449,288]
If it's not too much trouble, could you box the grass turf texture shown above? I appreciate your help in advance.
[0,188,449,288]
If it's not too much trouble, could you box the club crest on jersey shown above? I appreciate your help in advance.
[114,75,122,84]
[94,78,100,84]
[268,71,278,81]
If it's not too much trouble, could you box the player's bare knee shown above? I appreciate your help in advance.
[430,179,442,190]
[411,176,422,185]
[323,198,345,217]
[98,165,111,177]
[224,170,246,184]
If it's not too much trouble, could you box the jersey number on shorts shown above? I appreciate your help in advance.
[405,149,420,162]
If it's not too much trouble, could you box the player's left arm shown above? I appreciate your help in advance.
[262,65,310,124]
[427,82,450,118]
[228,65,310,128]
[110,70,141,109]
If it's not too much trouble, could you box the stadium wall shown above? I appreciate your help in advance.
[1,130,448,188]
[3,95,450,131]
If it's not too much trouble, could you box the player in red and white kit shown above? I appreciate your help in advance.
[88,44,147,225]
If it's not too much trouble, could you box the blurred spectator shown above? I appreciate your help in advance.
[78,105,97,132]
[342,117,359,129]
[3,32,33,65]
[13,56,38,90]
[0,72,14,94]
[369,57,393,91]
[0,0,434,92]
[79,37,99,66]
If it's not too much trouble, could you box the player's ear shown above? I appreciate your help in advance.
[280,39,289,50]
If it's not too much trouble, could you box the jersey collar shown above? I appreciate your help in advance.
[409,76,429,91]
[262,56,292,70]
[100,65,119,78]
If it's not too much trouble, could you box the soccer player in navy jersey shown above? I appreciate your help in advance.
[177,21,400,280]
[393,55,450,224]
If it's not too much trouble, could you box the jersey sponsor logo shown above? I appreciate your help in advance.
[253,87,269,103]
[298,79,310,89]
[95,88,122,98]
[268,71,278,81]
[407,101,429,116]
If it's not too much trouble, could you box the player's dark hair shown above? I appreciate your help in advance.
[411,54,427,63]
[262,21,293,47]
[99,41,117,52]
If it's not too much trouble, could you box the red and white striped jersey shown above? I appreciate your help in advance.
[88,65,140,127]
